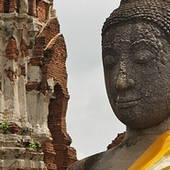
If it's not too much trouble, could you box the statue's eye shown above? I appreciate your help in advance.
[134,50,154,64]
[104,55,118,68]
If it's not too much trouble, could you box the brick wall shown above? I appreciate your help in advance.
[35,17,77,169]
[107,132,125,150]
[28,0,36,16]
[32,6,77,170]
[0,0,77,169]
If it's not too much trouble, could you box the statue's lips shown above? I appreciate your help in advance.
[116,98,141,108]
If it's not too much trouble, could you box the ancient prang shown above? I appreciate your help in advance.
[0,0,76,169]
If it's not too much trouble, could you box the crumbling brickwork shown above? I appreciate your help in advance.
[107,132,125,150]
[0,0,77,169]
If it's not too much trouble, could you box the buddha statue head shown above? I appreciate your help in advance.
[67,1,170,170]
[102,0,170,129]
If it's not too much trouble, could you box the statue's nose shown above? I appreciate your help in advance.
[116,74,135,90]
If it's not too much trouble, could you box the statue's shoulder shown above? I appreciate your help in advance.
[67,151,105,170]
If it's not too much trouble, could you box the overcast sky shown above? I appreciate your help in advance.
[54,0,125,159]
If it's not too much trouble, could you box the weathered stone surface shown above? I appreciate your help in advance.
[67,0,170,169]
[0,0,77,169]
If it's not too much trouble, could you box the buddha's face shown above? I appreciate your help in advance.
[102,21,170,128]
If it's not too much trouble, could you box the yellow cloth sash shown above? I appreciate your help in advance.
[128,131,170,170]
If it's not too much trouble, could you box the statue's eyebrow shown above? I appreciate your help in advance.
[131,40,159,53]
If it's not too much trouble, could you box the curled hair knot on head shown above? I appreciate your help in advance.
[102,0,170,38]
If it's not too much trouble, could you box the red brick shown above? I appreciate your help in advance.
[107,132,126,149]
[28,0,37,16]
[5,67,17,82]
[5,37,19,62]
[3,0,77,169]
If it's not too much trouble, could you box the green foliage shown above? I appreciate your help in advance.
[0,122,8,133]
[16,139,42,150]
[29,141,37,149]
[36,142,42,148]
[29,141,42,149]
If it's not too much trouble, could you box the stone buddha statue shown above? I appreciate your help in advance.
[67,0,170,169]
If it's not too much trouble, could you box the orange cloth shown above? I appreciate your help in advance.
[128,131,170,170]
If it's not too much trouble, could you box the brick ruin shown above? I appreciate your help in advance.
[0,0,77,169]
[107,132,125,150]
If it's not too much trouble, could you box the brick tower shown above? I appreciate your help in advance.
[0,0,76,169]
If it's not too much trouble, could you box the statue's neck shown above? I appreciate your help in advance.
[124,115,170,147]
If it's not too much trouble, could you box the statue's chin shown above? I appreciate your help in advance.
[114,109,168,129]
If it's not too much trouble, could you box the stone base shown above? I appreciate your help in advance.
[0,147,46,169]
[0,134,47,169]
[0,159,46,170]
